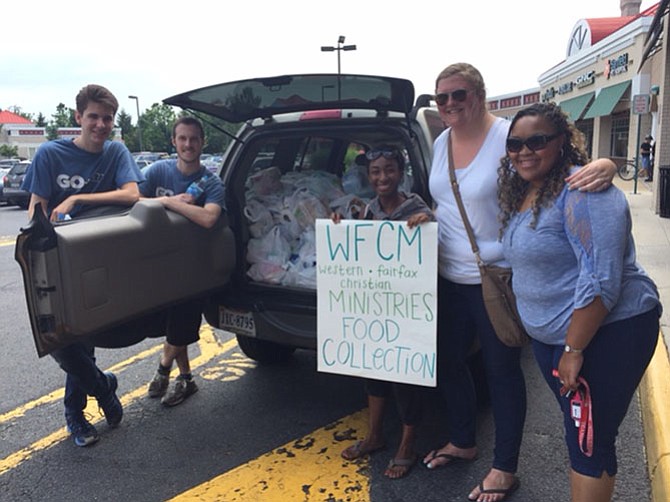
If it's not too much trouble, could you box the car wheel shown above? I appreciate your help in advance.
[18,200,29,209]
[235,334,296,364]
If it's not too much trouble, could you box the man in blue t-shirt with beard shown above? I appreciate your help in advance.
[140,116,225,406]
[23,84,144,447]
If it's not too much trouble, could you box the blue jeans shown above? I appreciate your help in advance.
[436,277,527,473]
[50,342,110,420]
[532,307,659,477]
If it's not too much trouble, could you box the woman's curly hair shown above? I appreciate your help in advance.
[497,102,589,237]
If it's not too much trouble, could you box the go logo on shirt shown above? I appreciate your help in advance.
[57,174,87,189]
[156,187,175,197]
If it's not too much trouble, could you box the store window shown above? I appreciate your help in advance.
[610,112,629,158]
[576,119,594,158]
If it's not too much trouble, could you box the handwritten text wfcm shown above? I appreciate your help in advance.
[325,221,423,264]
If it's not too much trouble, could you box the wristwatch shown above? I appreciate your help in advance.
[564,344,584,354]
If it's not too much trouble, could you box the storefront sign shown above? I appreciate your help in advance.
[575,70,595,88]
[605,53,629,78]
[557,82,574,95]
[542,87,557,102]
[315,219,438,387]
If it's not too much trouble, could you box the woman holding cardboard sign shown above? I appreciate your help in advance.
[334,144,434,480]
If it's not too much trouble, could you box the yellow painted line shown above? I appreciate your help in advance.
[0,326,238,476]
[640,333,670,502]
[0,343,162,424]
[0,239,15,247]
[170,410,370,502]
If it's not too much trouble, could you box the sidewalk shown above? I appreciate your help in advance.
[618,177,670,502]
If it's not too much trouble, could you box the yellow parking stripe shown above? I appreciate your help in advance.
[0,326,236,475]
[0,343,162,424]
[170,410,370,502]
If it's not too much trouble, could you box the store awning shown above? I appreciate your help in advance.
[558,92,595,121]
[583,81,631,119]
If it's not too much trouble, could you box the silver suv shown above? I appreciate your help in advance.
[16,74,444,362]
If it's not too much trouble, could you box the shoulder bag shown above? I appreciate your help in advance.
[446,133,529,347]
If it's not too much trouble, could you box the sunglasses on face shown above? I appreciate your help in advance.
[434,89,469,105]
[365,149,399,161]
[505,132,561,153]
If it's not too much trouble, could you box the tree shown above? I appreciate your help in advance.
[35,113,48,127]
[46,103,77,140]
[8,106,33,122]
[0,144,19,158]
[140,103,177,152]
[115,109,137,151]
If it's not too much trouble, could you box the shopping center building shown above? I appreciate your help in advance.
[488,0,670,215]
[0,110,123,160]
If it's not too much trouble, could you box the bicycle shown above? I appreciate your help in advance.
[617,159,638,181]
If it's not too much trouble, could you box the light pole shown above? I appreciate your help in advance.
[320,35,356,75]
[128,95,143,152]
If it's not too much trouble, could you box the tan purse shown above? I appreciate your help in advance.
[446,133,530,347]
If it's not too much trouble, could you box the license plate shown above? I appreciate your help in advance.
[219,307,256,337]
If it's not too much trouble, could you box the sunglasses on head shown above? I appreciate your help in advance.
[434,89,469,105]
[505,132,561,153]
[365,149,399,161]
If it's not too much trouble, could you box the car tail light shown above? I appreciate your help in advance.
[299,110,342,120]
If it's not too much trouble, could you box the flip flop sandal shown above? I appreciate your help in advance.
[423,451,476,469]
[340,440,385,460]
[384,454,417,479]
[469,477,520,501]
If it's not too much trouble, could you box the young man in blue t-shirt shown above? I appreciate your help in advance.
[23,84,144,447]
[141,116,225,406]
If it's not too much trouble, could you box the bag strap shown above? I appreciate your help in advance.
[446,132,485,268]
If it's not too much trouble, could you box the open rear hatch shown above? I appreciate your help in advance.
[163,74,415,121]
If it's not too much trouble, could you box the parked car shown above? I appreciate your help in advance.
[3,161,31,209]
[15,74,444,361]
[1,159,21,204]
[136,159,153,171]
[135,152,168,163]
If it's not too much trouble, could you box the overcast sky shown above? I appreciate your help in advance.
[1,0,658,122]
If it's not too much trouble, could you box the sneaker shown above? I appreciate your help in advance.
[148,371,169,398]
[161,375,198,407]
[66,414,99,447]
[98,372,123,428]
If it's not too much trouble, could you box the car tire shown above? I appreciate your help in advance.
[235,334,296,364]
[18,200,29,209]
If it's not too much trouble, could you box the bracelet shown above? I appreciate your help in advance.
[564,344,584,354]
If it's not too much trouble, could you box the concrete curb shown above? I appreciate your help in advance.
[640,329,670,502]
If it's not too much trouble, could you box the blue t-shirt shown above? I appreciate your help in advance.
[140,159,226,210]
[502,171,660,345]
[22,139,143,217]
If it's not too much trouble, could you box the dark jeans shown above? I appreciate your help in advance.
[436,276,527,473]
[533,307,659,477]
[50,342,111,420]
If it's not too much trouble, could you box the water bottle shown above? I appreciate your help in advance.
[185,173,212,200]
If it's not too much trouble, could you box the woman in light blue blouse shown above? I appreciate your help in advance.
[498,102,661,502]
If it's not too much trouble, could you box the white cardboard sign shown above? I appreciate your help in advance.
[316,219,438,387]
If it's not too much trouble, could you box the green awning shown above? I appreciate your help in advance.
[558,92,595,121]
[583,81,631,119]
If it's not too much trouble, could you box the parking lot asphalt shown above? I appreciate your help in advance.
[619,177,670,502]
